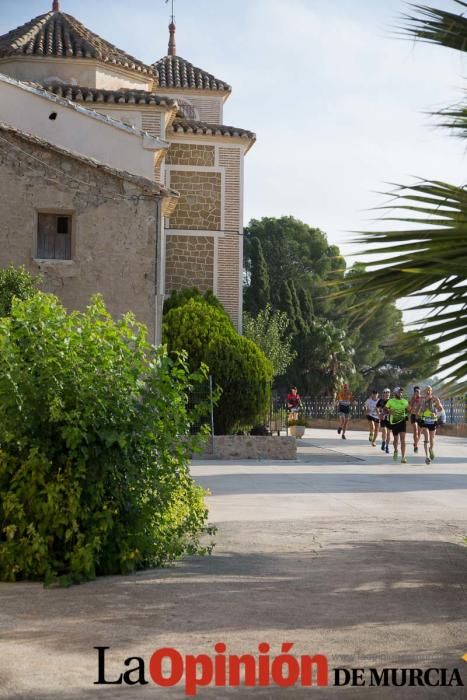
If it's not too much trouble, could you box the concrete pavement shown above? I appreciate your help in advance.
[0,428,466,698]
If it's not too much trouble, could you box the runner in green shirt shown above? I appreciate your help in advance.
[386,387,409,463]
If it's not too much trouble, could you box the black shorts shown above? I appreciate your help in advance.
[338,403,350,415]
[421,420,437,432]
[391,420,407,435]
[367,415,379,424]
[410,414,419,425]
[381,419,390,429]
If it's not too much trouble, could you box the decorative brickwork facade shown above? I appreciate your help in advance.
[217,146,242,327]
[168,170,221,231]
[166,143,215,167]
[0,5,256,334]
[165,235,214,292]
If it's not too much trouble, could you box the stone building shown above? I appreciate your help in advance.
[0,1,255,336]
[0,122,177,342]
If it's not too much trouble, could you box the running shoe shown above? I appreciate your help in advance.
[414,446,418,454]
[372,442,376,447]
[338,427,342,435]
[342,434,346,439]
[381,441,386,451]
[393,450,398,462]
[429,448,434,461]
[425,457,431,465]
[401,458,407,464]
[385,445,389,454]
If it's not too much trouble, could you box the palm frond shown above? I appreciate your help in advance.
[403,1,467,53]
[434,101,467,139]
[342,179,467,393]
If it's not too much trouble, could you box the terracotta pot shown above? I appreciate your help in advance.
[289,424,306,438]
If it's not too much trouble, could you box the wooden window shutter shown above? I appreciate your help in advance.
[37,214,71,260]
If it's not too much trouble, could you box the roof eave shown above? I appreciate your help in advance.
[168,125,256,153]
[0,54,156,86]
[43,82,178,112]
[155,85,232,100]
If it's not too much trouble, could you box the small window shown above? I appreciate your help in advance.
[37,213,72,260]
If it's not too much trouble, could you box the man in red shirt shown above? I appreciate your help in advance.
[287,387,302,422]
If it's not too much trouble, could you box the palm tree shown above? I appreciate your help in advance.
[347,2,467,393]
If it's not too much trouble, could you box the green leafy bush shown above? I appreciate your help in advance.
[163,287,226,315]
[243,304,296,378]
[206,334,273,434]
[0,265,41,317]
[0,293,212,584]
[164,299,272,434]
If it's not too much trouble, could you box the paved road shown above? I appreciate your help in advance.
[0,429,466,698]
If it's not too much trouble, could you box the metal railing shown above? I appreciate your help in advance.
[188,382,466,435]
[284,395,466,425]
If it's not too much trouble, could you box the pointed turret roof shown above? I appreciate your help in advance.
[0,6,153,77]
[153,54,231,92]
[153,21,230,92]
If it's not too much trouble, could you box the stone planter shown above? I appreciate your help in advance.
[289,424,306,438]
[195,436,297,460]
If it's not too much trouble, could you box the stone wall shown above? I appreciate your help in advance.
[165,235,214,292]
[197,436,297,460]
[169,171,221,230]
[0,129,159,339]
[166,144,215,167]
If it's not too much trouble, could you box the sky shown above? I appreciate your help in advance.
[1,0,466,260]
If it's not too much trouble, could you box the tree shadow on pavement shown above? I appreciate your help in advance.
[1,539,466,652]
[6,681,466,700]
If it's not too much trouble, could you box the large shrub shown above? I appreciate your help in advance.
[163,287,225,315]
[163,298,272,434]
[0,293,212,584]
[0,265,41,317]
[206,334,273,434]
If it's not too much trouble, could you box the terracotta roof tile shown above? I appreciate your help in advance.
[45,82,177,108]
[0,11,154,77]
[170,117,255,141]
[153,55,230,92]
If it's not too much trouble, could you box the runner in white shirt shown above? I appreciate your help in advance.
[377,388,392,454]
[364,389,380,447]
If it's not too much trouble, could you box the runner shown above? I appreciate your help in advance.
[418,386,443,465]
[386,387,409,463]
[408,386,422,453]
[377,388,391,454]
[336,382,353,439]
[287,386,302,423]
[364,389,380,446]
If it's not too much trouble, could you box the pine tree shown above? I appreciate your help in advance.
[299,288,314,327]
[290,281,306,334]
[244,237,270,314]
[278,280,297,334]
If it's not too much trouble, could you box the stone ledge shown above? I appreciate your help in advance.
[196,435,297,460]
